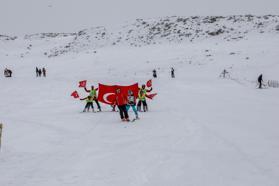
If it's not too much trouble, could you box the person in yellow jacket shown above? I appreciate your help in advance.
[84,85,101,111]
[80,96,94,112]
[137,84,152,112]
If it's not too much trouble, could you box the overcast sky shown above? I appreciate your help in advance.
[0,0,279,35]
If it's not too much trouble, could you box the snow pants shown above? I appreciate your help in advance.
[118,105,129,120]
[94,99,101,111]
[137,100,148,112]
[126,105,138,118]
[84,102,94,112]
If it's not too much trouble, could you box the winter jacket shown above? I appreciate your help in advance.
[127,95,136,105]
[115,93,127,106]
[138,89,147,101]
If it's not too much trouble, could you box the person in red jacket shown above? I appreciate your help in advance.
[115,88,129,121]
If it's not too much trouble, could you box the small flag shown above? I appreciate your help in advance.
[71,91,79,98]
[146,93,157,100]
[79,80,87,88]
[146,79,152,88]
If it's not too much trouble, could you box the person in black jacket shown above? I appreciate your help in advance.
[258,74,263,89]
[152,69,157,78]
[42,68,46,77]
[171,67,175,78]
[36,67,39,77]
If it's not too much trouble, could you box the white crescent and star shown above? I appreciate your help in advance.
[103,93,115,104]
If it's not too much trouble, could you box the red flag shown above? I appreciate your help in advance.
[98,83,139,105]
[146,93,157,100]
[97,84,116,105]
[71,91,79,98]
[78,80,87,88]
[146,79,152,88]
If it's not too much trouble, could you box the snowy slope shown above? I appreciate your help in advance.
[0,16,279,186]
[1,15,279,58]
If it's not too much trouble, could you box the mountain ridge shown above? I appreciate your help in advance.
[1,15,279,58]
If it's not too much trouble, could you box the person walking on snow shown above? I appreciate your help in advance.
[84,85,101,111]
[36,67,39,77]
[153,69,157,78]
[42,68,46,77]
[38,69,42,77]
[115,88,129,121]
[126,90,139,119]
[80,95,94,112]
[258,74,263,89]
[137,84,152,112]
[171,67,175,78]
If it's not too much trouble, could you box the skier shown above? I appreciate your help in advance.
[220,69,229,78]
[258,74,263,89]
[80,95,94,112]
[115,88,129,121]
[36,67,39,77]
[171,67,175,78]
[126,90,139,119]
[8,69,12,77]
[38,69,42,77]
[84,85,101,111]
[42,68,46,77]
[137,84,152,112]
[4,68,7,77]
[152,69,157,78]
[4,68,12,77]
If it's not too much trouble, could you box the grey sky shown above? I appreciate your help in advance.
[0,0,279,35]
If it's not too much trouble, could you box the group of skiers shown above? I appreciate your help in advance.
[2,67,47,78]
[3,68,12,77]
[36,67,46,77]
[80,84,152,122]
[152,67,175,79]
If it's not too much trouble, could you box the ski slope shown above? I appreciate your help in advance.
[1,26,279,185]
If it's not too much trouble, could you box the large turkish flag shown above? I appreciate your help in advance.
[98,83,139,105]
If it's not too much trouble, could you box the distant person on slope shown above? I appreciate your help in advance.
[80,95,94,112]
[84,85,101,111]
[153,69,157,78]
[38,69,42,77]
[258,74,263,89]
[4,68,8,77]
[137,84,152,112]
[4,68,12,77]
[171,67,175,78]
[220,69,229,78]
[115,88,129,121]
[36,67,39,77]
[126,90,139,119]
[42,68,46,77]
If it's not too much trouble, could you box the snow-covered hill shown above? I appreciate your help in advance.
[0,15,279,186]
[1,15,279,58]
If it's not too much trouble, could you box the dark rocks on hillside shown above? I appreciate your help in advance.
[207,29,225,36]
[0,35,17,41]
[24,33,76,40]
